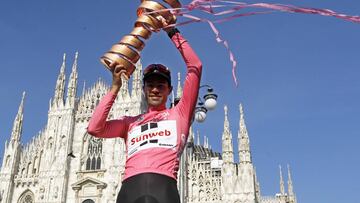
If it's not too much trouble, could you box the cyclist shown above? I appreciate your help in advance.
[87,27,202,203]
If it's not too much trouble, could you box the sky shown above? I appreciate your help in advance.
[0,0,359,202]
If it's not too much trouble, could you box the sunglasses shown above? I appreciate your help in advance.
[143,64,170,75]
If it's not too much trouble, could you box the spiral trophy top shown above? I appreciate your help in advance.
[100,0,181,78]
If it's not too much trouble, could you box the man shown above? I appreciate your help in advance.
[87,27,202,203]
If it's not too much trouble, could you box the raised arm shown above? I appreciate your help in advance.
[168,29,202,122]
[87,65,129,138]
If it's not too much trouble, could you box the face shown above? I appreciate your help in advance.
[143,75,172,108]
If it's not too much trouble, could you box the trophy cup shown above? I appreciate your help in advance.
[100,0,182,78]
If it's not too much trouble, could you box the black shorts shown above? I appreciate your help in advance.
[116,173,180,203]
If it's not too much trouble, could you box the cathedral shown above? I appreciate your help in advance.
[0,53,297,203]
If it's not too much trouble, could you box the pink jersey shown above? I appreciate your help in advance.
[87,33,202,181]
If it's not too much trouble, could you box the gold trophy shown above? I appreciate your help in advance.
[100,0,182,78]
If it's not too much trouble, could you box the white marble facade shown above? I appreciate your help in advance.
[0,53,297,203]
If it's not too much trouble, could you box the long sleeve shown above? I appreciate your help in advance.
[87,92,128,138]
[172,32,202,123]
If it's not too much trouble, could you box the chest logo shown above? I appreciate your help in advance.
[127,120,177,157]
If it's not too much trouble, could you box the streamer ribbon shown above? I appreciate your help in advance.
[164,0,360,86]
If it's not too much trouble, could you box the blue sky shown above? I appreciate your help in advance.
[1,0,359,202]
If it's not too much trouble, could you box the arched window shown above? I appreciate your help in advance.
[85,137,103,171]
[33,157,38,174]
[18,190,34,203]
[37,151,43,173]
[86,157,91,170]
[5,155,11,167]
[91,157,96,170]
[21,168,26,176]
[82,199,95,203]
[27,162,32,175]
[96,157,101,170]
[48,137,53,149]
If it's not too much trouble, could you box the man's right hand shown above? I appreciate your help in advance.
[110,62,128,94]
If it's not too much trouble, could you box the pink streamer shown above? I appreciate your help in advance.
[182,14,238,85]
[160,1,360,85]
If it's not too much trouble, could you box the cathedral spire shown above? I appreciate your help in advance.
[279,165,285,195]
[203,135,208,148]
[66,52,78,106]
[287,164,295,197]
[176,72,183,99]
[238,103,252,163]
[222,105,234,163]
[53,53,66,107]
[121,74,131,101]
[82,80,86,97]
[11,92,26,142]
[254,168,262,200]
[131,60,142,98]
[188,126,194,144]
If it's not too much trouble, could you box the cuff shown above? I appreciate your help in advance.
[167,28,180,38]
